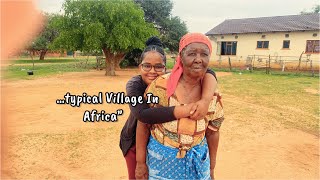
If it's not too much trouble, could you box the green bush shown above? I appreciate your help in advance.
[120,59,130,68]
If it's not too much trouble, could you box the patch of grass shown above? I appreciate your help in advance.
[166,57,175,69]
[3,60,97,80]
[9,58,97,64]
[11,59,80,64]
[216,70,319,135]
[210,66,319,78]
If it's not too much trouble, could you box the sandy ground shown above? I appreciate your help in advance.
[1,69,319,180]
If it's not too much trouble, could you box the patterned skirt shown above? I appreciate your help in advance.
[147,136,211,180]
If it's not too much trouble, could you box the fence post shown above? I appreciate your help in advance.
[253,55,255,70]
[249,56,253,73]
[265,59,267,74]
[29,51,35,70]
[297,51,304,71]
[310,60,315,77]
[282,60,286,72]
[228,56,232,71]
[265,56,269,74]
[268,55,271,74]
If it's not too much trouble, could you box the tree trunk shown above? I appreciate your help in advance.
[115,53,125,70]
[39,50,47,60]
[115,59,121,70]
[102,48,125,76]
[105,58,116,76]
[103,48,116,76]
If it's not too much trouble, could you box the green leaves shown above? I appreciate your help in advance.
[161,16,188,51]
[52,0,157,53]
[83,22,106,51]
[29,13,60,51]
[134,0,188,52]
[134,0,173,24]
[300,4,320,14]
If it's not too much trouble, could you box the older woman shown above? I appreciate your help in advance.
[120,36,218,180]
[136,33,224,180]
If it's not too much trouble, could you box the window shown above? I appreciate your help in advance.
[257,41,269,49]
[221,41,237,55]
[285,34,289,38]
[283,40,290,49]
[306,40,320,53]
[261,35,266,38]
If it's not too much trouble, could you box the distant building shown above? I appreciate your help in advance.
[206,14,320,61]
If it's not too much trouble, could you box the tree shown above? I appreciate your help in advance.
[300,4,320,14]
[160,16,188,52]
[134,0,188,52]
[134,0,172,25]
[52,0,157,76]
[28,13,60,60]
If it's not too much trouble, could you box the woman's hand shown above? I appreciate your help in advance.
[189,99,210,120]
[135,162,148,180]
[189,92,222,120]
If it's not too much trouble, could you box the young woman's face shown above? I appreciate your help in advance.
[181,42,210,78]
[140,51,166,85]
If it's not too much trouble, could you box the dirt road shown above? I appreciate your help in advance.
[1,70,319,179]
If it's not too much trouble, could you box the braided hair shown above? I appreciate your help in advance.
[140,36,166,65]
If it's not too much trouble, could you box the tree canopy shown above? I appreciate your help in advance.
[28,13,60,60]
[134,0,172,25]
[52,0,158,75]
[134,0,188,52]
[300,4,320,14]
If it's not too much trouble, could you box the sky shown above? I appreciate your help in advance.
[36,0,319,33]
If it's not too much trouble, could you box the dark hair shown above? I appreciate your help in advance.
[140,36,166,64]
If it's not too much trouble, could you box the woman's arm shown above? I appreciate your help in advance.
[190,69,218,120]
[202,69,218,100]
[205,129,220,180]
[135,121,150,179]
[126,76,195,124]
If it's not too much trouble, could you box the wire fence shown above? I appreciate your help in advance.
[210,53,319,76]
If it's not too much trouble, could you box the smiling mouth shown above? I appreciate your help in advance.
[147,75,157,79]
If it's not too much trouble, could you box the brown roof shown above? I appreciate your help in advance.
[206,14,320,35]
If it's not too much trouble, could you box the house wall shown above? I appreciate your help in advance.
[208,30,320,61]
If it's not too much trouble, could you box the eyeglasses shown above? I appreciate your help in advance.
[141,63,165,72]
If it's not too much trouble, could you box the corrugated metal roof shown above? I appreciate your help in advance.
[205,14,320,35]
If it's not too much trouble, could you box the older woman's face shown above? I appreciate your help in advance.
[181,42,210,77]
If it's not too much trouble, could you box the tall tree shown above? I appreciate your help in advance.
[28,13,60,60]
[300,4,320,14]
[134,0,188,52]
[134,0,172,25]
[160,16,188,52]
[53,0,157,76]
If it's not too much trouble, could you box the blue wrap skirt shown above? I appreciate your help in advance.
[147,135,211,180]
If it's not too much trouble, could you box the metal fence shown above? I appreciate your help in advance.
[211,53,319,76]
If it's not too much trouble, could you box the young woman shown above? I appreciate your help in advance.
[119,36,218,179]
